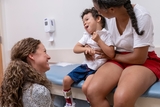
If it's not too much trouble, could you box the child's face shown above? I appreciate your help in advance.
[82,13,98,35]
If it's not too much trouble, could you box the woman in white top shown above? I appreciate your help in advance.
[85,0,160,107]
[0,38,53,107]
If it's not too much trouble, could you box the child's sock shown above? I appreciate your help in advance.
[86,97,90,103]
[63,89,74,106]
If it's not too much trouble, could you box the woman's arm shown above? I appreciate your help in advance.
[114,46,149,64]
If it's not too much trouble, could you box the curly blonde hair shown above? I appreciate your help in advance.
[0,38,52,107]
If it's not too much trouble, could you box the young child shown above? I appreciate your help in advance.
[62,7,114,107]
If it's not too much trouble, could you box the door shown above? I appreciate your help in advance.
[0,0,3,85]
[0,42,3,85]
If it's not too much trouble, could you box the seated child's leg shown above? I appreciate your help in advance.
[63,64,91,107]
[63,88,75,107]
[63,76,75,106]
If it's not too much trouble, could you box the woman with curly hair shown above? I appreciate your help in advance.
[0,37,53,107]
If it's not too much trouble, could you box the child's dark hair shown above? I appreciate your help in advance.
[92,0,144,35]
[81,7,106,28]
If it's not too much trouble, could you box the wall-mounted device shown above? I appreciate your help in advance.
[44,18,55,33]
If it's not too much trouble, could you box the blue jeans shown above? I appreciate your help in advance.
[68,64,96,83]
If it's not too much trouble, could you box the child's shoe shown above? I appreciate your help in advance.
[64,102,75,107]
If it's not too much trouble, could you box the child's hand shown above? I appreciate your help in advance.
[84,45,95,61]
[85,47,95,55]
[92,32,100,42]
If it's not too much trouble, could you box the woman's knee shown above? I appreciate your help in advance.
[82,83,88,95]
[114,92,127,107]
[85,85,97,101]
[113,89,135,107]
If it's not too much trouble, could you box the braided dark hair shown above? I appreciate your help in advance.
[81,7,106,29]
[93,0,144,35]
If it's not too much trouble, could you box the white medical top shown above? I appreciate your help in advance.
[22,83,53,107]
[79,28,113,70]
[106,4,154,52]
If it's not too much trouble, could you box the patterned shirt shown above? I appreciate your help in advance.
[22,83,53,107]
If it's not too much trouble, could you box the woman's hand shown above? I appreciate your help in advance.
[95,49,110,59]
[84,45,112,61]
[84,52,95,61]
